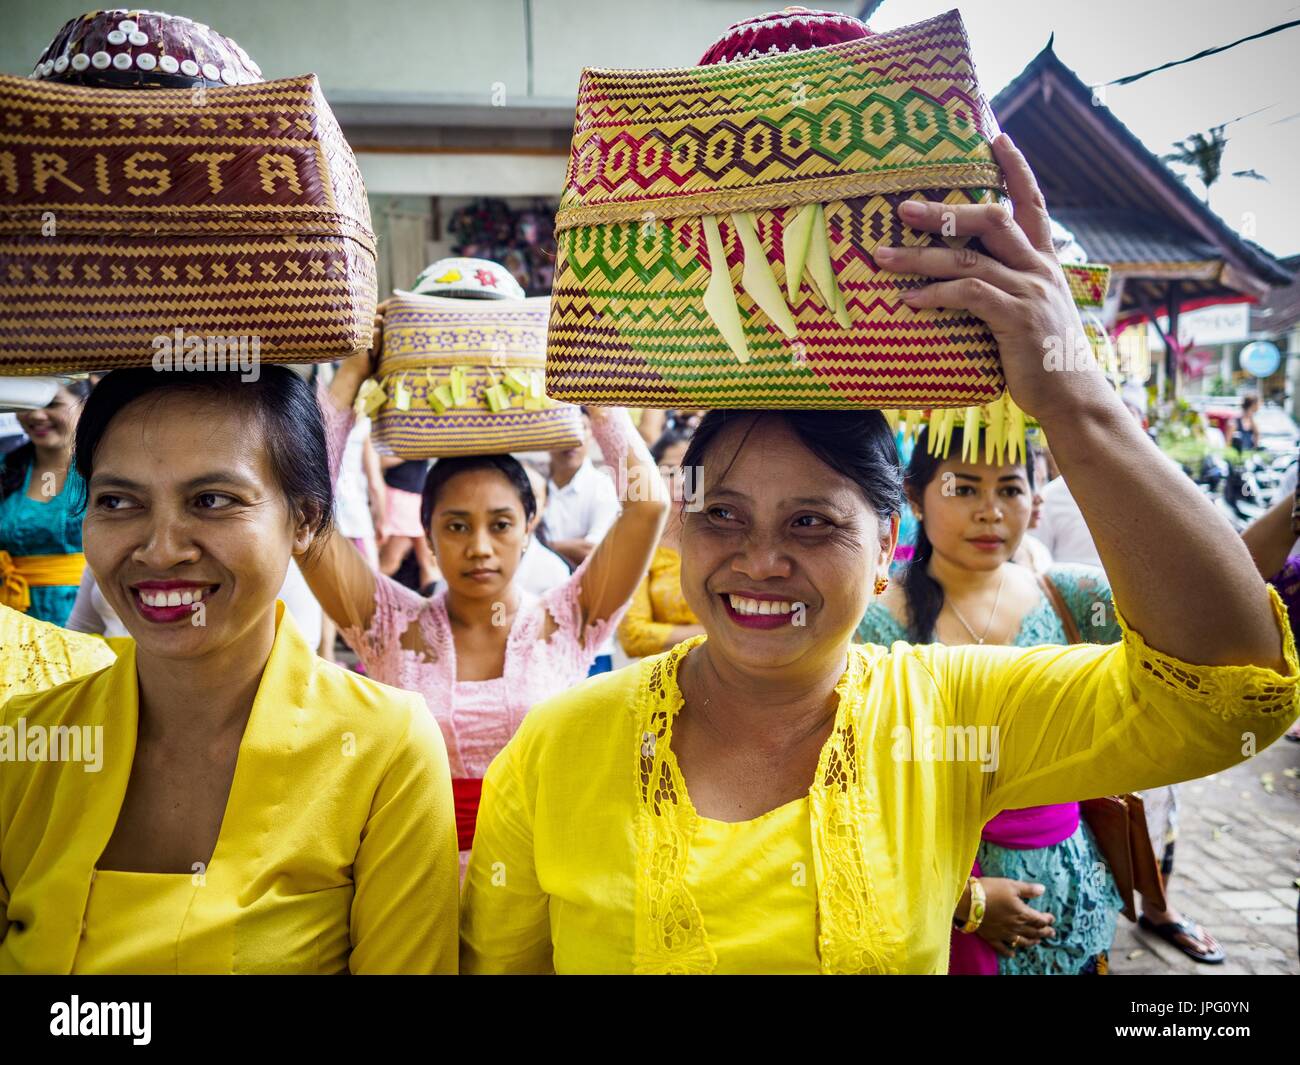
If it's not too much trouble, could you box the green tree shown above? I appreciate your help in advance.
[1162,126,1228,199]
[1162,125,1267,202]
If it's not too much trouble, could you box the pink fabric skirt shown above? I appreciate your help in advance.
[384,487,425,538]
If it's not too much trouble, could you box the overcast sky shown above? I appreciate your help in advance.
[867,0,1300,257]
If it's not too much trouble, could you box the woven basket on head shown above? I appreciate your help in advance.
[364,292,583,459]
[547,9,1021,411]
[0,73,376,374]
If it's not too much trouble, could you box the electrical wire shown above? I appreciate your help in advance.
[1099,18,1300,87]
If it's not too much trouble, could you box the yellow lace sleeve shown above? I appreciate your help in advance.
[1118,583,1299,720]
[923,584,1300,820]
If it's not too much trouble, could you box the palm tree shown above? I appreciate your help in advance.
[1162,126,1268,202]
[1161,126,1229,200]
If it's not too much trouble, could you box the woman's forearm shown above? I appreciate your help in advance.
[878,133,1286,674]
[953,881,972,923]
[328,351,373,413]
[577,409,669,623]
[591,407,670,512]
[636,408,665,446]
[362,437,387,518]
[329,305,385,413]
[1242,491,1296,582]
[550,538,594,567]
[1042,394,1285,670]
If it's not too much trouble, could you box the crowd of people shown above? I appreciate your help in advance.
[1,6,1297,976]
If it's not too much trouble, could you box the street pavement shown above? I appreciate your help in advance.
[1110,734,1299,975]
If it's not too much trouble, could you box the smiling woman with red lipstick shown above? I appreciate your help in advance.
[0,366,458,974]
[460,134,1300,975]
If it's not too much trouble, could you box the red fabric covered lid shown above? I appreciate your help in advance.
[31,9,263,89]
[697,6,872,66]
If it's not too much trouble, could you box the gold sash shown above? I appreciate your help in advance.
[0,551,87,612]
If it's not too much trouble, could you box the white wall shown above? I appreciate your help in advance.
[357,151,567,197]
[3,1,862,100]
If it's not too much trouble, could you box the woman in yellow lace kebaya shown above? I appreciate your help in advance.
[618,427,705,658]
[460,135,1300,975]
[1,365,458,975]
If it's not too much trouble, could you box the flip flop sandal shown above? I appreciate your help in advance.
[1138,915,1226,964]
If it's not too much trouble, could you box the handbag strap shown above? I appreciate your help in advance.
[1036,572,1082,645]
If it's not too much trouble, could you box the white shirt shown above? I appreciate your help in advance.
[334,415,374,540]
[1028,475,1102,569]
[515,538,571,598]
[541,458,621,544]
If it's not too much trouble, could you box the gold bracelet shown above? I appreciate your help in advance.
[958,876,986,934]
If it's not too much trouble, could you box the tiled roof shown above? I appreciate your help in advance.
[992,44,1294,306]
[1052,207,1220,269]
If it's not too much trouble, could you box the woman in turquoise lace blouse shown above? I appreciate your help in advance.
[856,428,1123,974]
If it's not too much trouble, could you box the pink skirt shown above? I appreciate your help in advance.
[384,487,425,538]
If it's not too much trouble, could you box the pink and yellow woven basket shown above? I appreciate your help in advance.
[367,292,583,458]
[547,9,1014,410]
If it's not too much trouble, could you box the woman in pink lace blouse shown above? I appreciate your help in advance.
[302,344,669,863]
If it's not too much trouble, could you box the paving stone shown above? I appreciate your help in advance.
[1232,942,1291,964]
[1171,863,1221,892]
[1205,923,1261,944]
[1195,961,1253,975]
[1196,840,1238,864]
[1248,826,1300,848]
[1216,889,1284,910]
[1110,736,1299,976]
[1258,867,1300,889]
[1242,907,1295,926]
[1227,858,1282,881]
[1246,925,1297,953]
[1211,834,1260,860]
[1206,865,1253,890]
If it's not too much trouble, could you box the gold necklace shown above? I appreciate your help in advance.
[945,568,1007,645]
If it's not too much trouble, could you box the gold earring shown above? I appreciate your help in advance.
[874,576,889,595]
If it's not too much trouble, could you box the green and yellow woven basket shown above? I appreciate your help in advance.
[547,9,1016,410]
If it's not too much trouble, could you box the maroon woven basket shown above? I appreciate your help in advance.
[0,72,376,374]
